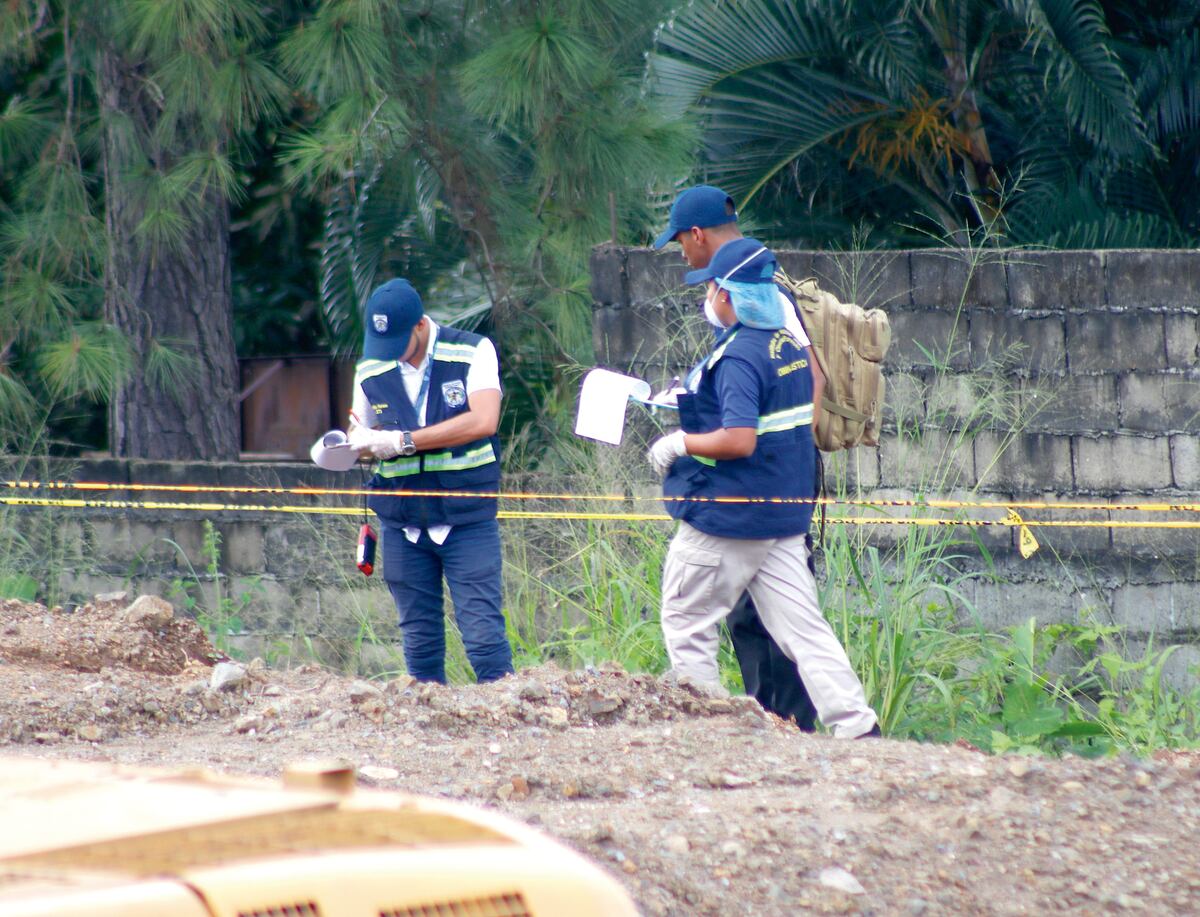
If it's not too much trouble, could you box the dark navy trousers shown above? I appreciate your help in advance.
[382,518,513,683]
[728,592,818,731]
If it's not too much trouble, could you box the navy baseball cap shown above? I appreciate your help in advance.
[684,237,776,286]
[362,279,424,361]
[652,185,738,249]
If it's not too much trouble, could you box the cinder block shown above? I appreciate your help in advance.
[625,248,687,308]
[261,523,336,580]
[881,370,927,431]
[1006,250,1106,310]
[224,523,267,575]
[1111,582,1200,635]
[974,431,1074,493]
[127,460,224,490]
[1165,313,1199,370]
[55,571,129,605]
[811,250,911,311]
[589,244,628,308]
[593,304,670,366]
[966,581,1081,631]
[969,312,1066,374]
[774,250,816,283]
[1119,373,1200,433]
[926,374,977,431]
[934,487,1012,553]
[1106,250,1200,308]
[878,428,976,491]
[126,519,182,568]
[887,310,970,371]
[1074,435,1171,493]
[1108,497,1198,558]
[1121,638,1200,691]
[1066,312,1166,372]
[73,458,131,487]
[1171,435,1200,490]
[1021,375,1118,434]
[1021,501,1112,556]
[909,249,1009,310]
[820,447,881,492]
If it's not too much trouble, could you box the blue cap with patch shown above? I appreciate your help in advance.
[362,279,424,361]
[652,185,738,249]
[683,237,776,286]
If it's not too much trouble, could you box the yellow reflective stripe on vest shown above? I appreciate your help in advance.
[757,404,814,434]
[376,456,421,478]
[355,358,398,385]
[705,331,739,370]
[421,442,497,472]
[432,341,477,364]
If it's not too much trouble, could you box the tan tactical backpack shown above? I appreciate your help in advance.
[775,270,891,452]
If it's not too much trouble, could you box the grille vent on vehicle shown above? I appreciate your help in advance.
[380,891,530,917]
[237,903,321,917]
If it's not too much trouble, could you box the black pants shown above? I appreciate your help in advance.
[728,591,818,731]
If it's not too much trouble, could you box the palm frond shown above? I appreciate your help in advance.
[1008,0,1151,157]
[1134,30,1200,144]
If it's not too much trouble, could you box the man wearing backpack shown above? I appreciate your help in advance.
[645,237,879,738]
[652,185,824,732]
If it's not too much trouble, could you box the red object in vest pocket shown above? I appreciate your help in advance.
[356,523,377,576]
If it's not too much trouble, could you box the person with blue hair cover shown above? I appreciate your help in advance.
[651,185,822,732]
[647,238,878,738]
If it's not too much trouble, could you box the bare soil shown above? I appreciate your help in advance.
[1,595,1198,916]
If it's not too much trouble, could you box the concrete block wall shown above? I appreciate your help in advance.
[1,458,659,674]
[590,245,1200,655]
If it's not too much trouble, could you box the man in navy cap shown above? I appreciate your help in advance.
[647,239,878,738]
[653,186,824,732]
[348,278,514,684]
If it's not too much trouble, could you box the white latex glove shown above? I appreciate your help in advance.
[647,430,688,476]
[348,424,403,460]
[651,375,686,407]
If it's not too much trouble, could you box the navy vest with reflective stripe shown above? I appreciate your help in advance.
[664,325,816,539]
[356,325,500,527]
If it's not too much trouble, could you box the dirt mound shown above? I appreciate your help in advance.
[0,595,217,674]
[3,594,1200,915]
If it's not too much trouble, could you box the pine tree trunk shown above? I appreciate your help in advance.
[99,52,241,461]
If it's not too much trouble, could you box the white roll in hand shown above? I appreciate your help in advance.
[309,430,360,471]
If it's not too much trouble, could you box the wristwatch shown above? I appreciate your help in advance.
[398,431,417,457]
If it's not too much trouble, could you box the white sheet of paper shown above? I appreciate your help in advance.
[574,368,652,445]
[310,429,360,471]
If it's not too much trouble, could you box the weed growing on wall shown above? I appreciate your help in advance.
[164,521,261,659]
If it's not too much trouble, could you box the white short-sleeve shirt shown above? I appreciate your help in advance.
[352,318,501,544]
[352,319,501,428]
[779,289,812,347]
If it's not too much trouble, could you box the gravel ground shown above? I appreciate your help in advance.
[2,595,1198,916]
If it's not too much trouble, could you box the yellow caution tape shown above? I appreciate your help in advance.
[1004,509,1041,557]
[4,493,1200,529]
[4,479,1200,513]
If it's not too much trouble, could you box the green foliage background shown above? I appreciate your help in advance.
[2,1,1196,452]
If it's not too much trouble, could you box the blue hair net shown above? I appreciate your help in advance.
[719,279,785,330]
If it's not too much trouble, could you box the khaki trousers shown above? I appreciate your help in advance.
[660,521,877,738]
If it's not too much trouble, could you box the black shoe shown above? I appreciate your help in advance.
[856,724,882,739]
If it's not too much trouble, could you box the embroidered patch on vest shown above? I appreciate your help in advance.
[442,379,467,408]
[372,313,388,332]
